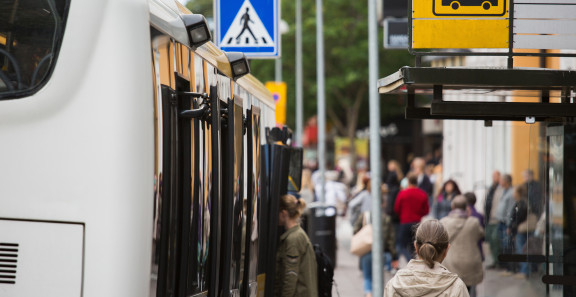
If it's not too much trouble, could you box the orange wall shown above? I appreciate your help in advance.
[510,50,558,184]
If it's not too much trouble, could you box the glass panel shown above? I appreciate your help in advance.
[186,52,208,295]
[150,31,169,297]
[548,126,564,296]
[545,124,576,296]
[443,120,552,296]
[229,97,244,291]
[175,43,190,81]
[477,122,547,297]
[0,0,69,98]
[563,125,576,296]
[249,107,261,293]
[200,117,212,287]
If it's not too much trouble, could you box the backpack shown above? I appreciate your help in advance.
[313,244,334,297]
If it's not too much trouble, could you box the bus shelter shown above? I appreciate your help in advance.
[379,0,576,295]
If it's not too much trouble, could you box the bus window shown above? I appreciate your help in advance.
[0,0,69,99]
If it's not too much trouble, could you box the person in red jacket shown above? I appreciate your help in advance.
[394,173,429,263]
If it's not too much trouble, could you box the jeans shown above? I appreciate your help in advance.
[498,222,512,270]
[398,223,417,262]
[486,223,499,266]
[361,252,373,294]
[384,252,392,271]
[360,251,389,294]
[515,233,528,275]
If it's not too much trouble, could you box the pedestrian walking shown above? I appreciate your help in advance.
[352,188,397,297]
[412,157,434,198]
[441,195,484,295]
[275,194,318,297]
[347,173,371,226]
[464,191,485,261]
[495,174,515,274]
[385,160,404,221]
[508,185,538,279]
[432,179,462,219]
[394,173,429,263]
[522,169,543,216]
[384,219,470,297]
[485,170,502,269]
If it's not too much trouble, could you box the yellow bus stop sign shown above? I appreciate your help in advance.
[412,0,509,49]
[265,81,287,125]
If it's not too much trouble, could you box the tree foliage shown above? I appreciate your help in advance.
[185,0,413,133]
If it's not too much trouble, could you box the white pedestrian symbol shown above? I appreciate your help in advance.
[221,0,274,47]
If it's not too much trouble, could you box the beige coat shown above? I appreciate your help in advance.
[440,212,485,286]
[385,260,469,297]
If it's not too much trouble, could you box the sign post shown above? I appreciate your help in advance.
[216,0,280,58]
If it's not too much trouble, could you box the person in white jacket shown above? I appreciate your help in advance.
[384,219,469,297]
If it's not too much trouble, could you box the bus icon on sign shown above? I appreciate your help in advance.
[443,0,497,10]
[432,0,506,16]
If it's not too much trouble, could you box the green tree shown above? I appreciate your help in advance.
[186,0,412,169]
[185,0,212,15]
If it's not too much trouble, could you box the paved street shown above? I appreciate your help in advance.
[332,218,364,296]
[331,217,557,297]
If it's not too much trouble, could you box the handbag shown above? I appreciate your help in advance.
[523,236,544,255]
[350,224,373,256]
[518,213,538,233]
[350,212,372,256]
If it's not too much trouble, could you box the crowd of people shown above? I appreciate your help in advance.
[274,152,546,297]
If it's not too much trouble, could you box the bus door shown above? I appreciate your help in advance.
[243,106,262,297]
[151,37,222,297]
[219,94,245,297]
[152,36,186,297]
[179,55,216,297]
[259,142,291,297]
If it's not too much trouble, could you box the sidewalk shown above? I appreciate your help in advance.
[332,217,364,296]
[331,217,554,297]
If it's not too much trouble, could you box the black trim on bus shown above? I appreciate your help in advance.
[219,97,233,297]
[208,85,222,297]
[157,84,180,297]
[261,144,291,297]
[176,75,193,297]
[242,106,260,297]
[219,96,245,297]
[229,97,245,295]
[185,89,205,295]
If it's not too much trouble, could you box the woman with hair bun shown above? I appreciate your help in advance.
[384,219,469,297]
[274,194,318,297]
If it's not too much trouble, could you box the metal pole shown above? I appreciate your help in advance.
[295,0,303,147]
[316,0,326,203]
[369,0,383,295]
[275,58,282,82]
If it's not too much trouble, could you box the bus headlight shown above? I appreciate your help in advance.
[225,52,250,80]
[182,14,211,49]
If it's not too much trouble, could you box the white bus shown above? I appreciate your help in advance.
[0,1,290,297]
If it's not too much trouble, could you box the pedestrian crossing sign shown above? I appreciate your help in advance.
[216,0,280,58]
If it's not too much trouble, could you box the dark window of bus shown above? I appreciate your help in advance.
[0,0,69,99]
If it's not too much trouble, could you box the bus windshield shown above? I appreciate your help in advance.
[0,0,69,99]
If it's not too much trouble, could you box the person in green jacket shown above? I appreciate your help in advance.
[275,194,318,297]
